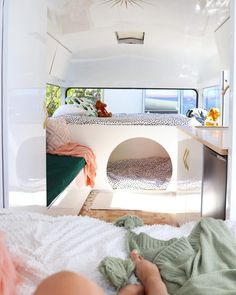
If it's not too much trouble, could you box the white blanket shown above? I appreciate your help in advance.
[0,212,235,295]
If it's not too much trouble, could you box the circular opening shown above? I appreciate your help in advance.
[107,137,172,190]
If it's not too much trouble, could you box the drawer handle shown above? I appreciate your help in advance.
[183,148,190,171]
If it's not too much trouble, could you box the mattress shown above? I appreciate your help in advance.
[1,212,236,295]
[107,157,172,190]
[46,154,86,206]
[65,113,200,126]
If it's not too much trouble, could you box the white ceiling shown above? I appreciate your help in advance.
[46,0,230,87]
[47,0,229,33]
[47,0,229,57]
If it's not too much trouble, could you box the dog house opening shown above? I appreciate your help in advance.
[107,137,173,190]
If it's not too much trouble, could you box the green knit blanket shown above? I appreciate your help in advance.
[114,215,144,230]
[99,218,236,294]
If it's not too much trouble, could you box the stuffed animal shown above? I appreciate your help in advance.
[204,107,220,126]
[95,100,112,117]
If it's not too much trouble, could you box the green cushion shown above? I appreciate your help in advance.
[46,154,86,206]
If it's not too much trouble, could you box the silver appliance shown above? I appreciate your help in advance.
[201,146,227,219]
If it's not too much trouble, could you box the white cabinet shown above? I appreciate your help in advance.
[177,129,203,220]
[214,17,230,70]
[47,34,58,75]
[47,34,72,81]
[50,44,71,80]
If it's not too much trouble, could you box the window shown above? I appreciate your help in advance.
[45,84,61,117]
[66,88,102,104]
[65,87,198,115]
[181,90,198,115]
[144,89,197,115]
[203,86,221,111]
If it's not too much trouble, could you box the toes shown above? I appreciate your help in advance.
[130,250,142,263]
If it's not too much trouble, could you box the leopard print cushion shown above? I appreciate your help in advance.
[64,113,200,126]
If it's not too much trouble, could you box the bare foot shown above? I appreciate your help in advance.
[130,250,161,285]
[117,284,144,295]
[130,250,169,295]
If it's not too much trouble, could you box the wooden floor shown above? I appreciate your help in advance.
[79,191,201,226]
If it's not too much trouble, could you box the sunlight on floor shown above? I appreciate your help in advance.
[91,190,201,214]
[9,191,46,207]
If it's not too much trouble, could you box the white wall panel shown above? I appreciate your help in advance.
[66,55,199,89]
[3,0,47,207]
[215,18,230,71]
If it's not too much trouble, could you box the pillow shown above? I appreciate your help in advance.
[65,96,97,116]
[186,108,207,125]
[46,117,70,152]
[75,97,97,116]
[53,104,87,117]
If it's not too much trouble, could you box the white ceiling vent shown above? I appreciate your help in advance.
[116,31,145,44]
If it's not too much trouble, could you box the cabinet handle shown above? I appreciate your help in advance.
[216,154,227,162]
[183,148,190,171]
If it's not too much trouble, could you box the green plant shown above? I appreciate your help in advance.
[66,88,102,103]
[45,84,61,117]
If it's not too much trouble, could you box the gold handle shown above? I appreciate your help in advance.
[183,148,190,171]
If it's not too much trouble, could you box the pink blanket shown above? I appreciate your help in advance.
[0,232,21,295]
[48,142,97,188]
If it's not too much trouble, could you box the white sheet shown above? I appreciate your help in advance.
[0,212,235,295]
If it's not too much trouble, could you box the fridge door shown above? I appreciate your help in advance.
[201,146,227,219]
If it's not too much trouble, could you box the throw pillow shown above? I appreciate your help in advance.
[53,104,87,117]
[65,96,97,116]
[46,117,70,152]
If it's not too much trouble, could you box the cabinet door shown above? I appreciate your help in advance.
[3,0,47,207]
[177,130,203,220]
[178,130,203,192]
[201,146,227,219]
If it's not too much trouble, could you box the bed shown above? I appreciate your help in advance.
[107,156,172,190]
[1,212,236,295]
[64,113,200,126]
[65,113,199,192]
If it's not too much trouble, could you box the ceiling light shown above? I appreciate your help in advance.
[104,0,147,8]
[116,31,145,44]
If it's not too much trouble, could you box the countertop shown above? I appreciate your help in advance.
[178,126,229,156]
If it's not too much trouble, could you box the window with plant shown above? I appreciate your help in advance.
[45,84,61,117]
[66,88,102,104]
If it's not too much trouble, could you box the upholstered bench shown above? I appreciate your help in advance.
[46,154,86,206]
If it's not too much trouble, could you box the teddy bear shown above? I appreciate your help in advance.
[95,100,112,117]
[204,107,220,126]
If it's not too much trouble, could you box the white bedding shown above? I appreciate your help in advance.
[1,212,235,295]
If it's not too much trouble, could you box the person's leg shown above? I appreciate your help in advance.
[131,250,170,295]
[33,271,105,295]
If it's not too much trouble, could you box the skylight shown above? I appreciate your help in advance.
[115,31,145,44]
